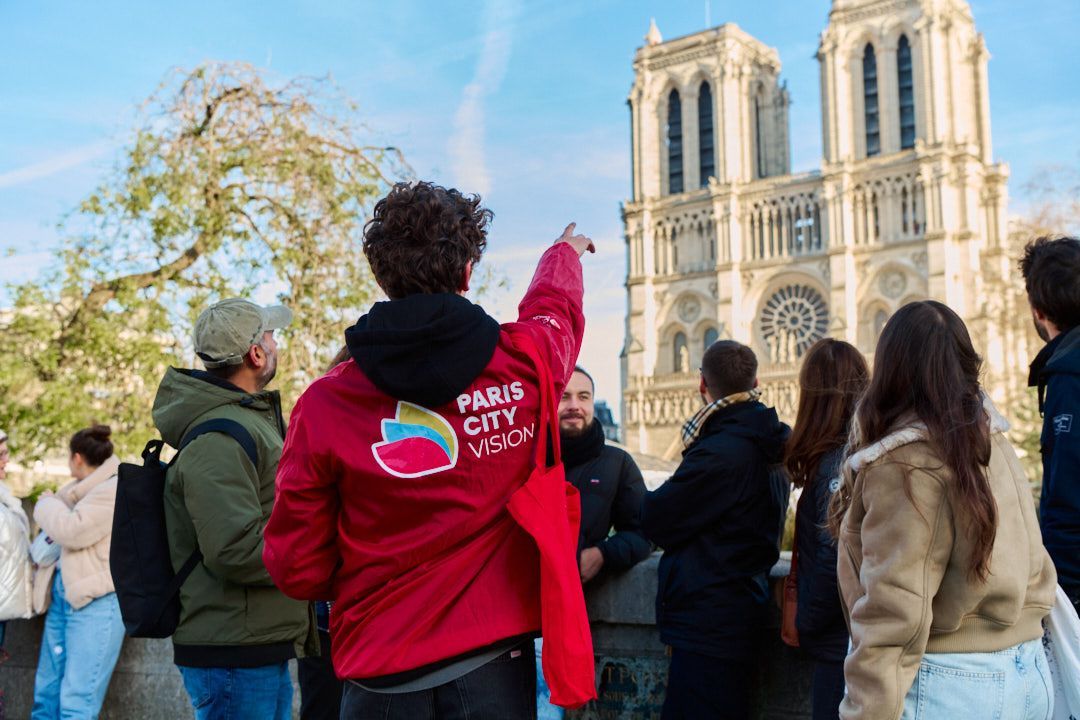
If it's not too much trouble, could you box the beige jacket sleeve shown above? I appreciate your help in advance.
[32,478,116,551]
[840,463,953,720]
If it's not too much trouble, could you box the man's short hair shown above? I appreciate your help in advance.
[572,365,594,392]
[701,340,757,398]
[1020,236,1080,332]
[363,181,493,299]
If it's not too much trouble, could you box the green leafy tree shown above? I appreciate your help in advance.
[0,62,408,459]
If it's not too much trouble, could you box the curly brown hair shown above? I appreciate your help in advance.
[363,181,493,298]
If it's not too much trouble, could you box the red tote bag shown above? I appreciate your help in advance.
[505,329,597,709]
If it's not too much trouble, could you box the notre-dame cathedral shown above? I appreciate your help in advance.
[620,0,1034,459]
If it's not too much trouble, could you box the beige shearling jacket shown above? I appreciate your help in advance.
[837,400,1057,720]
[32,455,121,611]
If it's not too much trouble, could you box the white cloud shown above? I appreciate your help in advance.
[447,0,521,196]
[0,141,112,190]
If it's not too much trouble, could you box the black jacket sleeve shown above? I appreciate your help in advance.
[641,441,736,549]
[597,452,652,571]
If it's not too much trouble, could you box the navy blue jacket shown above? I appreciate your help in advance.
[1030,325,1080,594]
[641,401,790,659]
[564,436,652,575]
[794,447,848,662]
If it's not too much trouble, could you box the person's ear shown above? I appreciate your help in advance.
[699,375,708,397]
[753,377,760,389]
[248,344,265,369]
[460,261,473,294]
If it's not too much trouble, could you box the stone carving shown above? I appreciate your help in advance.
[678,344,691,373]
[677,295,701,323]
[912,251,928,275]
[879,270,907,299]
[760,285,829,363]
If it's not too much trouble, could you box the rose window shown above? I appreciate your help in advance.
[759,285,828,363]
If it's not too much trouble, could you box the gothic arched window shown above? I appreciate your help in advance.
[863,44,880,157]
[673,332,689,373]
[874,309,890,339]
[897,35,915,150]
[698,82,715,187]
[667,89,684,194]
[704,327,719,349]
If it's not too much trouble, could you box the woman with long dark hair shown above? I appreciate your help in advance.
[784,339,868,719]
[829,301,1057,720]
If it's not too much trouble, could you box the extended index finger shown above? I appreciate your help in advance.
[562,222,576,238]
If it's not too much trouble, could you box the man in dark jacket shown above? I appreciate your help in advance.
[641,340,790,720]
[537,366,651,717]
[1022,235,1080,611]
[559,366,650,583]
[153,298,315,719]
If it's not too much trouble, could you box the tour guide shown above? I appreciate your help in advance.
[263,181,597,717]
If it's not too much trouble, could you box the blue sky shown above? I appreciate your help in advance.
[1,0,1078,414]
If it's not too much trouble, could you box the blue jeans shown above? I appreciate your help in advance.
[901,638,1053,720]
[178,663,292,720]
[535,638,564,720]
[31,571,125,720]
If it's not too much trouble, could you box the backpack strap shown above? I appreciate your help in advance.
[176,418,258,468]
[148,419,259,629]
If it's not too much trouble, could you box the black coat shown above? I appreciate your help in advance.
[641,401,790,659]
[794,447,849,662]
[563,423,651,574]
[1030,324,1080,594]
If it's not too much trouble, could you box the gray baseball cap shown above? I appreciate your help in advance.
[194,298,293,369]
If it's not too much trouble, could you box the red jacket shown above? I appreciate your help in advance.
[264,243,595,706]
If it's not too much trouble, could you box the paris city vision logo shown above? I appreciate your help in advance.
[372,401,459,478]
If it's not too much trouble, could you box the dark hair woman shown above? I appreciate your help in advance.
[829,301,1057,720]
[784,338,868,720]
[31,424,125,718]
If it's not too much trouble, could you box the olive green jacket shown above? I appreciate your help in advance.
[153,367,315,667]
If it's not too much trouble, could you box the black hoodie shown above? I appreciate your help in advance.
[641,400,791,659]
[345,293,501,407]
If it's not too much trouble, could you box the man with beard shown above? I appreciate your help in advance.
[537,366,651,718]
[153,298,314,719]
[559,366,650,583]
[1021,235,1080,613]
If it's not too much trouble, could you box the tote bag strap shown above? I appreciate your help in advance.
[506,328,562,471]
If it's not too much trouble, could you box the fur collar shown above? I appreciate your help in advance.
[846,395,1009,473]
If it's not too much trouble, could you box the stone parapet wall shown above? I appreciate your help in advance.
[0,553,812,718]
[569,552,812,720]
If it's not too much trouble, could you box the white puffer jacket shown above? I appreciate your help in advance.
[0,481,33,620]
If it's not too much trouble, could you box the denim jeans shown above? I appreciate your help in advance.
[535,638,565,720]
[178,663,292,720]
[900,638,1053,720]
[31,571,125,720]
[340,641,536,720]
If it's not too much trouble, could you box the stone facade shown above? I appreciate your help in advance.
[622,0,1032,458]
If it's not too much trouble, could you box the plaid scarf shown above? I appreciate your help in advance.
[681,388,762,449]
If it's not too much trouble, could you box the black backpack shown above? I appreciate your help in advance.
[110,419,257,638]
